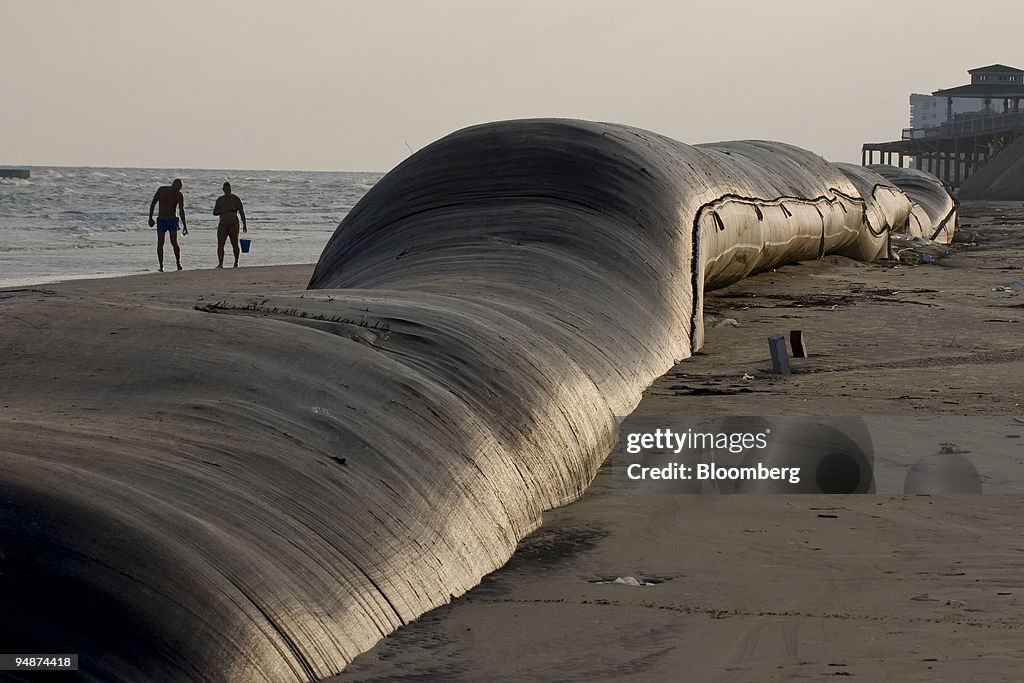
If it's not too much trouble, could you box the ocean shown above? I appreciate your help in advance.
[0,166,382,287]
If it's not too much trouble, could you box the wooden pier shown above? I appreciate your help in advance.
[862,112,1024,187]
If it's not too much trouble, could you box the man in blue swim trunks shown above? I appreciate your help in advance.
[148,178,189,272]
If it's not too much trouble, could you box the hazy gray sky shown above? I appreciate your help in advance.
[2,0,1020,171]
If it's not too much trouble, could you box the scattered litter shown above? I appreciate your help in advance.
[590,576,656,586]
[614,576,645,586]
[741,373,755,381]
[940,442,965,454]
[890,234,952,264]
[714,317,740,328]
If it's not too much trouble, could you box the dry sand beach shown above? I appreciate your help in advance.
[334,201,1024,682]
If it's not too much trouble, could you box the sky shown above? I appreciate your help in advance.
[2,0,1021,172]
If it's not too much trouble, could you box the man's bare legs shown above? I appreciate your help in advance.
[217,231,226,268]
[158,231,182,271]
[217,227,241,268]
[169,232,182,270]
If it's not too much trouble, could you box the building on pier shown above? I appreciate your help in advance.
[862,65,1024,188]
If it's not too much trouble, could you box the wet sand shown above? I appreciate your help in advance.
[331,201,1024,682]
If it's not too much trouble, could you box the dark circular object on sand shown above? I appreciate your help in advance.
[815,451,863,494]
[734,417,875,494]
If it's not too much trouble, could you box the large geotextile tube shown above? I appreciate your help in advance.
[834,162,915,257]
[866,164,958,243]
[0,119,953,681]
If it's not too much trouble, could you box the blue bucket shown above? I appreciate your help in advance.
[239,237,251,254]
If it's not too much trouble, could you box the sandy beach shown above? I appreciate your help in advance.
[333,201,1024,682]
[2,201,1022,681]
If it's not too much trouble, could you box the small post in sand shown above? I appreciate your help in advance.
[790,330,808,358]
[768,333,791,375]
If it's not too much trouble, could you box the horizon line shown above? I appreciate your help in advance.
[1,162,387,175]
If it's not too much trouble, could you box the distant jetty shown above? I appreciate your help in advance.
[0,168,30,179]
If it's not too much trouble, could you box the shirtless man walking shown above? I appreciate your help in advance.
[148,179,188,271]
[213,182,247,268]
